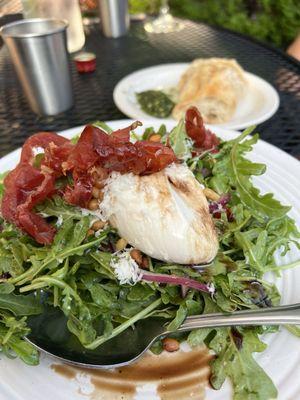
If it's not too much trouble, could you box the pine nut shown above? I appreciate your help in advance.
[149,134,161,142]
[203,188,220,201]
[92,187,100,198]
[141,256,149,270]
[116,238,128,251]
[162,337,180,352]
[98,190,104,201]
[88,199,99,210]
[95,166,108,180]
[130,249,143,265]
[95,179,105,189]
[86,229,94,237]
[91,220,106,231]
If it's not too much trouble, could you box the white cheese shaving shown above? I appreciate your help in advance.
[110,251,141,285]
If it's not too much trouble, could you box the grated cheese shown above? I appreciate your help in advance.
[110,251,141,285]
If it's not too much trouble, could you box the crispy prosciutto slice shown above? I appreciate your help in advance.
[20,132,70,164]
[64,123,177,176]
[42,141,74,176]
[62,123,177,206]
[64,171,93,208]
[1,132,71,244]
[92,121,177,175]
[185,107,220,151]
[2,163,56,244]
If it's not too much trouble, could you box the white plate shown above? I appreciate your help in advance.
[0,120,299,400]
[113,63,280,130]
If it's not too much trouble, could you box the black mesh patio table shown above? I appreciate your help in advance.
[0,18,300,158]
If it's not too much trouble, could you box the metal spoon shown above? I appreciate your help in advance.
[26,303,300,369]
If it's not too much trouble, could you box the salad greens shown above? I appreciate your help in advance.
[0,119,299,400]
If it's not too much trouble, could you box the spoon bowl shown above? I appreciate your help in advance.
[26,305,166,368]
[26,303,300,368]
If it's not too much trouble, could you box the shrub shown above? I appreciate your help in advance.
[129,0,300,49]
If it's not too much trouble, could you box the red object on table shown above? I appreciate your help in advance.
[74,52,96,73]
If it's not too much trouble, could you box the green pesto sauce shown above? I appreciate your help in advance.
[136,90,175,118]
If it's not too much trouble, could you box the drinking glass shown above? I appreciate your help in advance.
[22,0,85,52]
[144,0,184,34]
[0,19,74,115]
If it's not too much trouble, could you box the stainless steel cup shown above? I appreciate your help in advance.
[98,0,129,38]
[0,18,74,116]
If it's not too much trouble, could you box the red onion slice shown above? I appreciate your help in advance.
[140,270,214,294]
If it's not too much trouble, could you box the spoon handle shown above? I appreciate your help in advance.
[177,303,300,332]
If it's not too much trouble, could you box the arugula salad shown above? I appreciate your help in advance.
[0,108,299,400]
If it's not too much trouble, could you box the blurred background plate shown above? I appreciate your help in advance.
[113,64,280,130]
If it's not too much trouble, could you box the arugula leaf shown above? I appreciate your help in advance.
[11,221,110,287]
[127,284,155,301]
[188,327,212,346]
[142,124,167,141]
[286,325,300,337]
[234,230,268,271]
[228,129,290,219]
[0,283,15,294]
[167,303,187,331]
[0,255,24,278]
[208,175,230,194]
[0,171,9,200]
[0,321,39,365]
[71,135,79,144]
[90,251,115,279]
[210,329,277,400]
[85,298,162,350]
[36,195,85,221]
[0,293,43,316]
[86,283,117,309]
[67,311,96,345]
[168,119,192,160]
[93,121,113,134]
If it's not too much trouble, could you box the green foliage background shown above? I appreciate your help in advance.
[129,0,300,49]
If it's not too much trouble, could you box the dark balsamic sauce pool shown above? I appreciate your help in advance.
[52,346,212,400]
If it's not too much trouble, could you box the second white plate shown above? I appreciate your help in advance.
[113,63,280,130]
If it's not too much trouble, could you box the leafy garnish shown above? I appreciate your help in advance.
[210,328,277,400]
[214,128,291,219]
[168,119,192,160]
[0,293,43,316]
[0,171,8,200]
[93,121,113,134]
